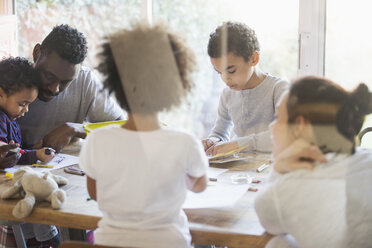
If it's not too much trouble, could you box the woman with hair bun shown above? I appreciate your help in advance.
[254,76,372,248]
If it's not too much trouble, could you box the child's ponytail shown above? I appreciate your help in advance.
[336,83,372,141]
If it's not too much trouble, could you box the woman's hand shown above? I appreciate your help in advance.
[206,141,239,156]
[274,139,327,174]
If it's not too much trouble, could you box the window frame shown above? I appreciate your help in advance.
[141,0,153,25]
[0,0,14,14]
[298,0,326,76]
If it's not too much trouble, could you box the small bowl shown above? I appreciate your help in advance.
[230,173,252,184]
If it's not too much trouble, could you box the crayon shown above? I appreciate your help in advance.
[32,164,54,168]
[5,172,13,180]
[64,167,85,176]
[248,187,258,192]
[256,163,269,173]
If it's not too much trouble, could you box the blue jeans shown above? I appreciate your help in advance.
[21,223,58,241]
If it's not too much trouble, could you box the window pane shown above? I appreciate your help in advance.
[325,0,372,90]
[0,15,17,57]
[16,0,141,67]
[154,0,298,138]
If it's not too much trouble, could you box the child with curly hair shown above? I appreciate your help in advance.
[0,57,57,248]
[79,23,208,248]
[203,22,288,156]
[0,57,55,167]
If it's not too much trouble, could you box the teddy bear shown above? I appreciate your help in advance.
[1,166,68,218]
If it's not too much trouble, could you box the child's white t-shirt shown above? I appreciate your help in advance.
[79,126,208,248]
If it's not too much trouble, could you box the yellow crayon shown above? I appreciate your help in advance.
[5,172,13,180]
[32,164,54,168]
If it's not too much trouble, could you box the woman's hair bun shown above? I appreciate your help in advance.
[336,83,372,140]
[350,83,372,115]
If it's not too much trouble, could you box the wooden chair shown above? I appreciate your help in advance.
[58,241,133,248]
[358,127,372,147]
[58,241,117,248]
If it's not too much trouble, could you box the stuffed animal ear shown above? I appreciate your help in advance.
[51,174,68,185]
[13,167,30,181]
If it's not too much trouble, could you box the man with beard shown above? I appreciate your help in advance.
[18,24,124,153]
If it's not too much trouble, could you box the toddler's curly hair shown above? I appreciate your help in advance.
[0,57,39,95]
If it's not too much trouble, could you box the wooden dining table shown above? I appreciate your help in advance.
[0,141,273,248]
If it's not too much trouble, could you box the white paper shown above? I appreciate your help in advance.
[4,153,79,174]
[183,184,248,209]
[207,167,228,178]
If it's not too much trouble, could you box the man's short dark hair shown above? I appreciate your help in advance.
[41,24,87,64]
[208,21,260,62]
[0,57,39,95]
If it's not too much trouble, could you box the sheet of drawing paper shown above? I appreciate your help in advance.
[4,153,79,173]
[207,167,228,178]
[183,184,248,209]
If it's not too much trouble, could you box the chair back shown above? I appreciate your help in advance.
[58,241,120,248]
[358,127,372,148]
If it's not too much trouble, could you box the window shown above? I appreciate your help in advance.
[16,0,141,66]
[0,0,16,57]
[16,0,300,138]
[153,0,299,138]
[325,0,372,91]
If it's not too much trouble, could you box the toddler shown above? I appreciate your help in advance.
[0,57,59,248]
[0,57,55,166]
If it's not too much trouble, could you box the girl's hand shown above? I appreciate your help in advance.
[0,141,20,169]
[36,147,56,163]
[206,141,239,156]
[274,139,327,174]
